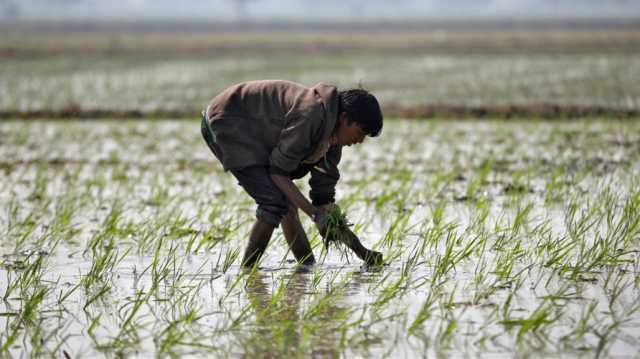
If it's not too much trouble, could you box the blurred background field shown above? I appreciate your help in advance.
[1,19,640,117]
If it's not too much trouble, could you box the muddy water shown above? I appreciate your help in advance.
[1,119,639,358]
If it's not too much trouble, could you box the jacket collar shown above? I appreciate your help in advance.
[313,83,339,146]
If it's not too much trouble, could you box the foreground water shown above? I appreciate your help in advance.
[1,118,639,358]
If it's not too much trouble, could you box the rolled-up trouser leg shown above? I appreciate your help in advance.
[230,166,290,227]
[231,166,290,267]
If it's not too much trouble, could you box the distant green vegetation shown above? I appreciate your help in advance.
[1,53,639,113]
[1,26,640,114]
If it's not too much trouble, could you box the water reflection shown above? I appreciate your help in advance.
[241,268,346,358]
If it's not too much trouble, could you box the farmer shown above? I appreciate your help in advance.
[201,80,383,268]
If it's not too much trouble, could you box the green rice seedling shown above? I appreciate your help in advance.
[465,157,493,201]
[2,252,46,301]
[82,247,129,290]
[378,208,415,249]
[492,242,521,281]
[184,231,201,255]
[544,167,567,204]
[564,199,599,245]
[408,286,441,335]
[309,269,327,290]
[321,207,385,265]
[401,240,427,276]
[374,170,412,211]
[1,251,51,355]
[433,285,462,353]
[471,257,492,302]
[436,315,458,352]
[540,233,576,269]
[603,270,633,320]
[102,289,151,354]
[430,199,447,229]
[146,185,170,207]
[162,211,199,240]
[500,297,559,345]
[57,281,81,305]
[221,247,240,274]
[4,199,20,235]
[323,206,355,251]
[1,285,51,354]
[218,269,248,306]
[84,172,107,197]
[194,215,247,253]
[50,195,81,245]
[470,197,490,232]
[83,284,111,310]
[431,226,482,284]
[150,240,180,296]
[10,222,37,256]
[494,202,533,251]
[560,300,598,346]
[85,201,124,255]
[27,168,48,202]
[155,304,213,358]
[604,190,640,252]
[593,317,624,358]
[303,277,349,321]
[372,272,407,308]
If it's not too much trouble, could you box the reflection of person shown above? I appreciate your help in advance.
[243,271,341,357]
[201,80,384,268]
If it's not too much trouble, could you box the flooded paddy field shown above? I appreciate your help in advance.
[1,118,639,358]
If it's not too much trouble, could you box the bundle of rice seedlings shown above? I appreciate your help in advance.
[323,206,356,250]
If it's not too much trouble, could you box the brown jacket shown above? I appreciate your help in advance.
[204,80,342,204]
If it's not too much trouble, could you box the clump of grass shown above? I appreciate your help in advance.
[323,207,355,251]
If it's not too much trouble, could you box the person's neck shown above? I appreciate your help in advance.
[329,134,338,146]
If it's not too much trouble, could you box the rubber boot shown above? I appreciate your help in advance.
[281,209,315,266]
[241,218,276,268]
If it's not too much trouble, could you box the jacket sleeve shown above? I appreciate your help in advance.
[269,115,321,175]
[309,145,342,206]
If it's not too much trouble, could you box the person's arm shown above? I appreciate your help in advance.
[269,113,327,217]
[269,173,319,219]
[270,173,328,236]
[309,145,342,207]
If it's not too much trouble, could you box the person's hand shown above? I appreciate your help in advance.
[363,250,384,266]
[316,203,339,240]
[312,210,328,237]
[318,203,339,213]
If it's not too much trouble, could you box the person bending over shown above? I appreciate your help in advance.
[201,80,383,268]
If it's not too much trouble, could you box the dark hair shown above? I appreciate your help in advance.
[337,88,383,137]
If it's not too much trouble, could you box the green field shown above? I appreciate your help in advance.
[1,119,639,357]
[1,22,640,358]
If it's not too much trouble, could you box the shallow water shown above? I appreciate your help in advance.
[1,119,639,358]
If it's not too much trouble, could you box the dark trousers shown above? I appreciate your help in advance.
[201,117,313,227]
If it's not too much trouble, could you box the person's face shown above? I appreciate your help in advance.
[334,113,366,147]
